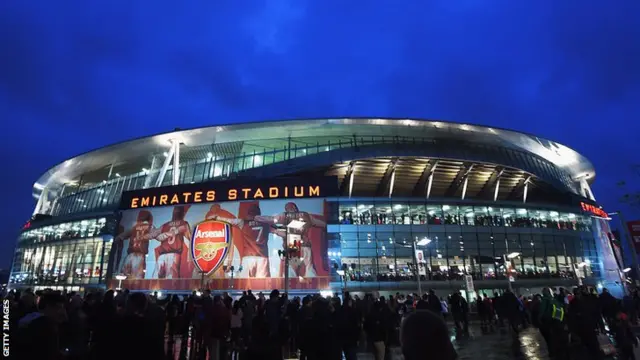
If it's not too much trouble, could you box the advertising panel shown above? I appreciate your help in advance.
[110,198,330,292]
[592,217,625,297]
[627,220,640,254]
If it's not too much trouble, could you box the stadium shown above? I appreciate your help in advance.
[9,118,625,298]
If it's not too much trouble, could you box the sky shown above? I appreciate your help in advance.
[0,1,639,268]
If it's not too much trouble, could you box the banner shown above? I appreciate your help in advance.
[415,250,426,276]
[627,220,640,254]
[110,198,330,291]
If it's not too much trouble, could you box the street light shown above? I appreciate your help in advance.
[115,274,127,290]
[503,238,517,292]
[275,214,306,296]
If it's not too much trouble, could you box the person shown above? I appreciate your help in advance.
[340,296,361,360]
[400,310,457,360]
[567,287,601,359]
[255,202,326,277]
[15,291,68,360]
[115,210,156,278]
[440,296,449,319]
[120,293,155,360]
[539,287,568,358]
[613,312,638,360]
[365,300,390,360]
[210,202,272,278]
[153,205,192,279]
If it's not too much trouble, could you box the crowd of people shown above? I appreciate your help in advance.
[5,285,640,360]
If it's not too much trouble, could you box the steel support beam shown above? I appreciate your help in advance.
[172,140,181,185]
[33,187,48,215]
[476,167,504,199]
[155,143,176,187]
[445,163,474,198]
[507,175,532,201]
[412,160,435,197]
[143,156,158,189]
[339,161,357,197]
[580,178,596,201]
[376,158,399,197]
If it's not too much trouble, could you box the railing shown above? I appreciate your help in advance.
[49,135,576,217]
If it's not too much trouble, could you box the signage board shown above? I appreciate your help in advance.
[627,220,640,254]
[120,176,339,210]
[580,202,609,219]
[110,198,330,291]
[191,220,232,275]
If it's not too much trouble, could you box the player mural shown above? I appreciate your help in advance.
[110,198,329,291]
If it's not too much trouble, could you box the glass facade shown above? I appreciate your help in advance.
[10,217,116,289]
[47,135,577,217]
[11,199,600,292]
[326,200,597,286]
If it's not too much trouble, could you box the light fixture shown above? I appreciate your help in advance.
[416,238,431,246]
[623,268,631,273]
[507,252,520,259]
[287,220,306,230]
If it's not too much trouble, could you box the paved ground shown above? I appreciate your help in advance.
[353,324,551,360]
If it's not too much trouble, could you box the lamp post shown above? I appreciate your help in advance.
[275,214,306,296]
[223,265,242,290]
[115,274,127,290]
[408,237,431,296]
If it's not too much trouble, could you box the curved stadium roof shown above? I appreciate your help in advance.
[35,118,595,195]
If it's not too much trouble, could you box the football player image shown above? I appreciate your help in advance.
[255,202,326,277]
[152,205,192,279]
[209,202,272,278]
[115,210,157,279]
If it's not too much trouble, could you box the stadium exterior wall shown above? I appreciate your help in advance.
[9,119,625,298]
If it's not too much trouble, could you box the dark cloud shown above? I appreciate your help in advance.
[0,1,639,266]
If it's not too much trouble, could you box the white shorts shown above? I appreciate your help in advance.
[239,256,270,278]
[286,247,316,278]
[153,253,180,279]
[121,253,146,279]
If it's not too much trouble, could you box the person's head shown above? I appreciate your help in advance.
[401,311,457,360]
[137,210,153,224]
[542,287,552,297]
[172,205,188,221]
[247,204,261,220]
[284,202,299,213]
[213,295,222,305]
[38,292,67,323]
[127,293,147,316]
[270,289,280,300]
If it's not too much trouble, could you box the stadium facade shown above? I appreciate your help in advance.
[10,118,626,297]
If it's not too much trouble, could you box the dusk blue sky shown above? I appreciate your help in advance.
[0,2,639,268]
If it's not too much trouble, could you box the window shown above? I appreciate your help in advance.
[409,203,426,225]
[426,205,443,225]
[442,205,459,225]
[515,208,529,227]
[459,206,475,226]
[502,208,515,227]
[391,202,409,225]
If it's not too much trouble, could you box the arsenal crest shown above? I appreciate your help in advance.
[191,220,232,275]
